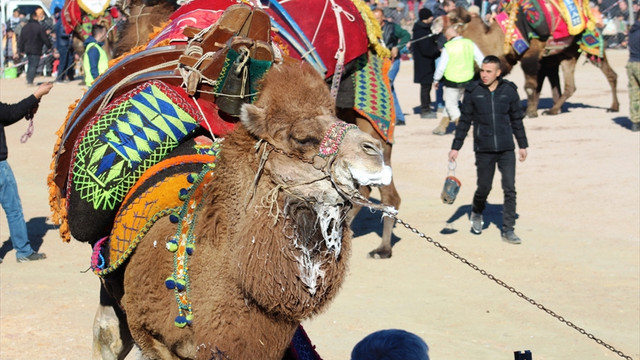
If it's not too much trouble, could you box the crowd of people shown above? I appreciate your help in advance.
[2,5,111,86]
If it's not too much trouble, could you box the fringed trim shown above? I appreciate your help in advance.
[350,0,391,58]
[48,99,80,243]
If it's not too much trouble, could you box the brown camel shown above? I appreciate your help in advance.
[97,62,393,359]
[449,9,619,117]
[112,0,401,259]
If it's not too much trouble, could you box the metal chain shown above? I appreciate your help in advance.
[389,215,635,360]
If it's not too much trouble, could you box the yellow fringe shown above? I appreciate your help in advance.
[48,99,80,242]
[350,0,391,58]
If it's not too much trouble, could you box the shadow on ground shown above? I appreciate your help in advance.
[0,216,56,258]
[439,202,518,235]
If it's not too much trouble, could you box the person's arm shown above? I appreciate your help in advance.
[0,83,52,125]
[449,87,474,161]
[394,23,411,52]
[41,27,52,50]
[88,46,101,80]
[433,47,449,83]
[507,84,528,160]
[472,42,484,67]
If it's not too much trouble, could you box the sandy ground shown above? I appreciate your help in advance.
[0,48,638,360]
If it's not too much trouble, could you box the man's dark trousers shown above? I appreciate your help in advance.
[472,150,517,232]
[26,54,40,84]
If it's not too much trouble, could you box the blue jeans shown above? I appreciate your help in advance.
[0,161,34,258]
[388,58,405,122]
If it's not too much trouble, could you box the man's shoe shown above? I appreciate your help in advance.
[17,252,47,263]
[632,123,640,132]
[396,120,406,126]
[501,230,522,244]
[470,212,483,234]
[432,116,450,135]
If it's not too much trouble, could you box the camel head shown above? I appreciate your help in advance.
[240,62,392,208]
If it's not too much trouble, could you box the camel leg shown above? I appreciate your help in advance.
[520,50,542,118]
[93,282,135,360]
[543,57,577,115]
[599,51,619,112]
[338,108,401,259]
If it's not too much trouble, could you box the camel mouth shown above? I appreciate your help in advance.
[350,164,393,187]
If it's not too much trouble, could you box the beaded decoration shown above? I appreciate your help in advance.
[164,156,217,328]
[318,121,358,159]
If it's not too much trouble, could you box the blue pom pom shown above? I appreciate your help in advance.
[179,188,189,200]
[165,277,176,289]
[174,315,187,328]
[166,238,178,252]
[169,214,179,223]
[176,279,186,292]
[187,173,196,183]
[186,243,195,255]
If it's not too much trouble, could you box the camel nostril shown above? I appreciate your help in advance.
[361,142,382,156]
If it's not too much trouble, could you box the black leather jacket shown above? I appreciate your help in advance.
[452,78,528,153]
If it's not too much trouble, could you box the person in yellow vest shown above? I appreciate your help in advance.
[83,24,108,86]
[432,25,484,135]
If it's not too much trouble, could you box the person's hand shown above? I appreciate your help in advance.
[433,82,439,89]
[448,149,458,162]
[519,148,528,162]
[34,82,54,99]
[390,46,399,59]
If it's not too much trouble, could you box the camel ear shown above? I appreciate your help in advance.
[240,103,267,137]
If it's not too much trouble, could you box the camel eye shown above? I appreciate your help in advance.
[293,136,319,147]
[361,141,381,156]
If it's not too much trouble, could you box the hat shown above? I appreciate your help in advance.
[419,8,433,20]
[397,1,406,9]
[468,5,480,14]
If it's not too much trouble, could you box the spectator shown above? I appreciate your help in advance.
[448,55,528,244]
[411,8,441,118]
[3,27,18,66]
[627,10,639,131]
[8,8,22,31]
[373,8,411,126]
[54,9,74,82]
[0,82,53,264]
[17,12,52,86]
[432,0,457,112]
[83,25,108,86]
[351,329,430,360]
[432,25,484,135]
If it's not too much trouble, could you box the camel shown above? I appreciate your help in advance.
[448,8,619,118]
[112,0,401,259]
[93,62,393,359]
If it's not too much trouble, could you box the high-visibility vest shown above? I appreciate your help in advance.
[443,38,475,83]
[83,42,108,86]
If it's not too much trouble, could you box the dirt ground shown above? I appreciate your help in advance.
[0,48,638,360]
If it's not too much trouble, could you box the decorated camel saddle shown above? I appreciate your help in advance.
[495,0,604,59]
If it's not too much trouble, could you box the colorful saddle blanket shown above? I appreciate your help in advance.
[65,80,203,242]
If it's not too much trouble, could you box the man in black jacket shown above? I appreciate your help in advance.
[17,11,52,85]
[411,8,440,119]
[448,55,528,244]
[1,82,53,263]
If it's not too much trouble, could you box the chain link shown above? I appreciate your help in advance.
[391,215,635,360]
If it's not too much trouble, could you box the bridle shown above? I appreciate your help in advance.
[251,120,393,214]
